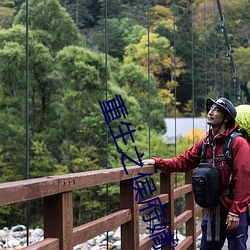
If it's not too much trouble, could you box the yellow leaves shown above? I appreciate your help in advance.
[166,80,180,91]
[182,99,193,115]
[158,87,181,117]
[158,80,179,104]
[174,56,186,77]
[152,5,173,19]
[124,31,186,84]
[200,112,207,118]
[158,88,174,105]
[149,5,174,32]
[184,128,205,142]
[124,32,173,75]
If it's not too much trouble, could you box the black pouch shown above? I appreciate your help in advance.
[192,163,221,208]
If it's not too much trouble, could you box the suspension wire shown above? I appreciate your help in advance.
[222,63,225,96]
[147,0,151,164]
[191,0,195,145]
[172,0,179,245]
[216,0,242,104]
[25,0,29,183]
[25,0,30,245]
[203,0,207,98]
[213,0,217,95]
[76,0,79,27]
[218,31,225,96]
[173,0,177,166]
[147,0,153,234]
[228,64,231,99]
[104,0,109,247]
[221,42,225,96]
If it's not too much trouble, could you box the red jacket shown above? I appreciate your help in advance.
[154,124,250,216]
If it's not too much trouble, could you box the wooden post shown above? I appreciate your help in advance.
[44,192,73,250]
[160,173,174,250]
[185,171,196,250]
[120,179,139,250]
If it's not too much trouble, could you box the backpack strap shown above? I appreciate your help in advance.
[223,132,242,200]
[201,141,225,163]
[200,141,221,242]
[223,131,242,169]
[200,142,208,163]
[201,131,242,166]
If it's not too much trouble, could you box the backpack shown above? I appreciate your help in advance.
[192,131,241,208]
[235,105,250,142]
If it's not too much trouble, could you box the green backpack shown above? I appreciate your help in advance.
[235,105,250,142]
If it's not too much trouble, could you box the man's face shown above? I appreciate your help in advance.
[207,104,226,127]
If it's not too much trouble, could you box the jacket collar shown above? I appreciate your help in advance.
[206,124,239,143]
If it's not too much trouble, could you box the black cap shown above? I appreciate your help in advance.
[206,97,237,119]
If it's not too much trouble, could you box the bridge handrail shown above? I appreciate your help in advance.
[0,165,202,250]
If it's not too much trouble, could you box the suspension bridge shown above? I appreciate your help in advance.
[0,0,249,249]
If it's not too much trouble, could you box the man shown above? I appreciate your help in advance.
[143,97,250,250]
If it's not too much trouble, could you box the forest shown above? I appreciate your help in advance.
[0,0,249,228]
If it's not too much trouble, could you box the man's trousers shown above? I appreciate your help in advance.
[200,210,249,250]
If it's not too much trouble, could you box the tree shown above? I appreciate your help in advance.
[14,0,84,52]
[123,31,185,116]
[0,6,15,29]
[234,46,250,102]
[124,32,185,87]
[0,25,56,132]
[86,17,139,60]
[50,46,142,167]
[30,141,57,177]
[148,5,174,33]
[115,62,166,132]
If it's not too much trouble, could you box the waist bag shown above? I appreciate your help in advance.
[192,162,221,208]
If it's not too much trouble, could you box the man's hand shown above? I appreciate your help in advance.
[226,213,240,230]
[142,159,155,165]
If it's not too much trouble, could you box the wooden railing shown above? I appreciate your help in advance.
[0,165,203,250]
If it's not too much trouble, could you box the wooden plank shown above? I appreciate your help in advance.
[174,210,192,229]
[0,177,59,206]
[185,172,196,250]
[58,165,156,192]
[73,209,131,245]
[44,192,73,250]
[0,165,156,206]
[120,180,140,250]
[138,194,169,215]
[196,226,202,237]
[160,173,175,250]
[174,184,192,199]
[195,204,203,213]
[139,234,153,250]
[22,238,59,250]
[175,236,193,250]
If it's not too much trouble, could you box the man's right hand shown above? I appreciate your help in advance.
[142,159,155,165]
